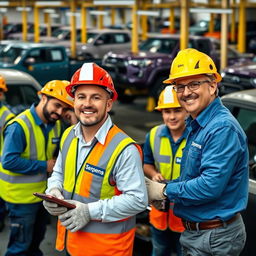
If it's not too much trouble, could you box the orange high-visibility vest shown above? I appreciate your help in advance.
[148,125,185,232]
[56,124,142,256]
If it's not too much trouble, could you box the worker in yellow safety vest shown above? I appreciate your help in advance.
[0,80,74,256]
[43,63,148,256]
[0,75,15,232]
[143,85,188,256]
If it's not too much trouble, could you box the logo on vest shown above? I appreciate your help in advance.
[52,137,60,144]
[85,163,105,177]
[175,157,181,164]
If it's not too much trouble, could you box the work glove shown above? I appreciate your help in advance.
[43,188,68,216]
[58,201,90,233]
[145,177,167,203]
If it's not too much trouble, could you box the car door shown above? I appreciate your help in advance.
[222,99,256,256]
[23,47,69,85]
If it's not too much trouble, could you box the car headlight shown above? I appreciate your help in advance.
[128,59,152,67]
[250,78,256,86]
[221,72,226,78]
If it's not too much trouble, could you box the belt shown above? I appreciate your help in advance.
[182,213,240,231]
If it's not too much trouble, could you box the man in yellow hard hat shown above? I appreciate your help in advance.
[0,75,15,232]
[145,48,248,256]
[143,85,188,256]
[0,80,74,256]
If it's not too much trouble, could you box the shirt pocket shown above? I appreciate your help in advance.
[185,146,202,178]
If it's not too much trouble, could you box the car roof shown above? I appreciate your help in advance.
[221,89,256,105]
[3,42,65,49]
[146,33,208,40]
[0,68,41,90]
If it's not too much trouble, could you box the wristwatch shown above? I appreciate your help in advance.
[163,184,167,197]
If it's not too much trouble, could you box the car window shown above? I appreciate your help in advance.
[139,38,179,53]
[224,104,256,178]
[49,49,64,62]
[98,34,113,44]
[28,49,46,63]
[114,33,130,43]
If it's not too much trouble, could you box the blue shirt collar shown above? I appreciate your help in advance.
[159,124,188,144]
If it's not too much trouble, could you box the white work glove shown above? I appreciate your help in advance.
[145,177,167,203]
[58,201,90,233]
[43,188,68,216]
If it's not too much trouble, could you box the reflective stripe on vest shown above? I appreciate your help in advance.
[0,109,61,203]
[149,125,185,232]
[56,125,138,255]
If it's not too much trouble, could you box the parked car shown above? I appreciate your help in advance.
[189,19,221,36]
[0,42,84,86]
[53,29,131,61]
[4,22,33,39]
[219,55,256,96]
[7,24,60,42]
[102,34,251,102]
[0,68,41,114]
[221,89,256,256]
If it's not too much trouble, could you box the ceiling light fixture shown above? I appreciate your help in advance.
[93,0,135,6]
[190,8,232,14]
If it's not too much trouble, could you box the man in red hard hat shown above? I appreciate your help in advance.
[43,63,148,256]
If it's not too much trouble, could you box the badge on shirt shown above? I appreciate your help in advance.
[175,157,182,164]
[52,137,60,144]
[85,163,105,177]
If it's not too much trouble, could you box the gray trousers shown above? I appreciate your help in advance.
[180,215,246,256]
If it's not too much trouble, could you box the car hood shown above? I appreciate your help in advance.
[106,51,171,60]
[0,62,16,68]
[223,61,256,76]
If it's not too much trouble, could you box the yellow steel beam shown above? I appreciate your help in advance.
[70,0,77,59]
[98,7,104,29]
[34,7,40,42]
[81,6,87,43]
[230,0,236,43]
[180,0,189,50]
[131,0,138,53]
[237,0,246,53]
[111,8,115,26]
[22,0,28,42]
[220,0,229,70]
[169,7,175,33]
[140,2,148,41]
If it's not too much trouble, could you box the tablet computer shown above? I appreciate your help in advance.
[33,192,76,209]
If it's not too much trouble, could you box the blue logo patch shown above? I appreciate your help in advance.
[85,163,105,177]
[175,157,182,164]
[52,137,60,144]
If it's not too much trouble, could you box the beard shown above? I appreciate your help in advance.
[43,102,61,124]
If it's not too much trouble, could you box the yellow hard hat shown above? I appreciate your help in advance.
[155,85,181,110]
[163,48,222,84]
[38,80,74,107]
[0,75,8,92]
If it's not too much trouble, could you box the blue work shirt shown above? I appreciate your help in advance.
[143,125,188,165]
[166,97,249,222]
[2,104,55,175]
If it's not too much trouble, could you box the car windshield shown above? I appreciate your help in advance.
[139,38,178,54]
[86,33,98,43]
[0,46,24,64]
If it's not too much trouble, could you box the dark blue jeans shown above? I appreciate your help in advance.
[0,197,6,219]
[5,202,49,256]
[150,225,182,256]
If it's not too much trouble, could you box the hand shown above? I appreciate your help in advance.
[58,201,90,232]
[152,173,164,182]
[145,177,167,202]
[47,159,56,173]
[43,188,68,216]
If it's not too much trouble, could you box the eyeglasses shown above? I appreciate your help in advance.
[173,80,212,93]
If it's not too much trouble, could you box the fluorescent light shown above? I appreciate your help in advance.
[66,12,80,17]
[50,13,60,18]
[93,0,135,6]
[43,9,55,14]
[137,10,160,17]
[0,1,9,6]
[90,10,109,16]
[35,1,63,6]
[0,7,7,12]
[190,8,233,14]
[16,7,31,12]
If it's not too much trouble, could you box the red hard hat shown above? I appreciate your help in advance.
[66,63,118,101]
